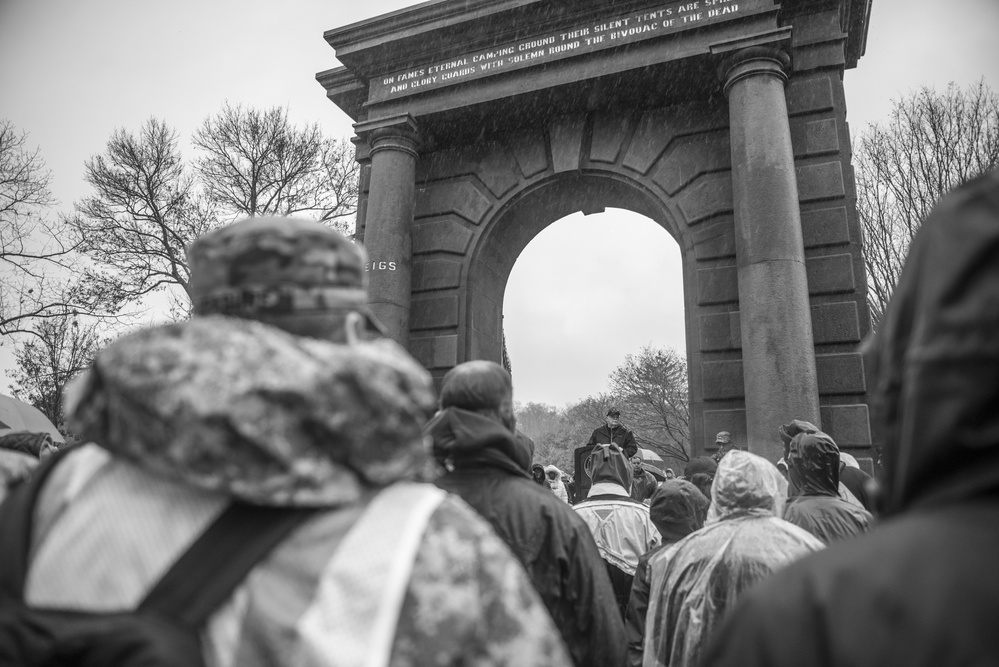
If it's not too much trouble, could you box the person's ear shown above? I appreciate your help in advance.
[344,311,365,345]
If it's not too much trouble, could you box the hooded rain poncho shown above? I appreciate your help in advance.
[644,451,823,667]
[783,432,872,544]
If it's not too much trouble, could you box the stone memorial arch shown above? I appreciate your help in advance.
[318,0,875,464]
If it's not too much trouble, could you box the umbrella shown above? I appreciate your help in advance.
[637,447,664,463]
[0,394,64,442]
[643,463,667,481]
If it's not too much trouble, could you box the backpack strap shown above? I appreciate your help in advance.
[140,501,318,628]
[0,446,76,601]
[296,482,447,667]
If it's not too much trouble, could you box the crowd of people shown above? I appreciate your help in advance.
[0,168,997,665]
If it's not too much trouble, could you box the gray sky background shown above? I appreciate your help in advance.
[1,0,997,408]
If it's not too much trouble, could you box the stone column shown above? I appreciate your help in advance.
[720,45,821,460]
[353,115,420,347]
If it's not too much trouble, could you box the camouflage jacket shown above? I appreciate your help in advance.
[25,445,572,667]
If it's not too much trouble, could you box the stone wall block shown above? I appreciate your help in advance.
[622,109,674,175]
[470,144,521,197]
[819,404,872,448]
[811,301,861,344]
[676,172,734,224]
[796,161,846,202]
[412,216,474,256]
[699,311,741,351]
[590,112,632,164]
[415,179,492,225]
[410,335,459,370]
[816,352,866,395]
[697,266,739,305]
[417,149,472,182]
[412,258,463,292]
[409,294,460,331]
[506,130,549,177]
[801,206,850,247]
[806,253,856,295]
[701,360,745,400]
[550,115,587,173]
[786,75,835,116]
[790,118,840,157]
[469,295,501,339]
[692,217,736,260]
[652,132,731,195]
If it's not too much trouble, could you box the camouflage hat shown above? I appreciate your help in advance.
[187,216,386,340]
[714,431,732,445]
[65,316,436,507]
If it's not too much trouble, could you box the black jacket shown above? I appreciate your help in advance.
[428,408,626,667]
[702,170,999,667]
[587,424,637,459]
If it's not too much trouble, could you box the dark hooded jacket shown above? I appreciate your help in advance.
[702,170,999,667]
[782,432,872,544]
[624,480,708,667]
[428,408,626,667]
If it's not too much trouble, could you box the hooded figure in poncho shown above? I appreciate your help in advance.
[643,450,824,667]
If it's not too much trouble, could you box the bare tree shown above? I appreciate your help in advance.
[609,345,690,462]
[0,120,120,339]
[193,104,358,232]
[857,80,999,326]
[66,109,362,316]
[10,315,106,428]
[65,118,217,308]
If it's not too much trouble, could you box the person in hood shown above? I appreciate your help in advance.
[624,480,709,667]
[428,360,626,667]
[587,407,638,458]
[1,217,572,667]
[779,418,870,510]
[682,455,718,481]
[532,463,547,485]
[782,432,873,544]
[575,443,660,620]
[701,170,999,667]
[644,451,824,667]
[545,464,570,503]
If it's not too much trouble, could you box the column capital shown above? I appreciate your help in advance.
[710,28,792,95]
[353,114,420,158]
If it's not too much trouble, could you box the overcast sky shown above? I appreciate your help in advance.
[1,0,997,408]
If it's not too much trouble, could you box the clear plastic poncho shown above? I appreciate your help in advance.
[643,451,824,667]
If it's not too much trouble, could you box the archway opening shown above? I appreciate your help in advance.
[503,207,688,478]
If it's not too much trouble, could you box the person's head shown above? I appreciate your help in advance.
[683,456,718,481]
[649,479,710,543]
[0,431,55,459]
[585,443,633,491]
[664,468,675,480]
[778,419,820,461]
[707,450,789,523]
[606,407,621,428]
[439,360,515,432]
[531,463,546,484]
[187,216,384,344]
[787,432,841,497]
[631,454,645,472]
